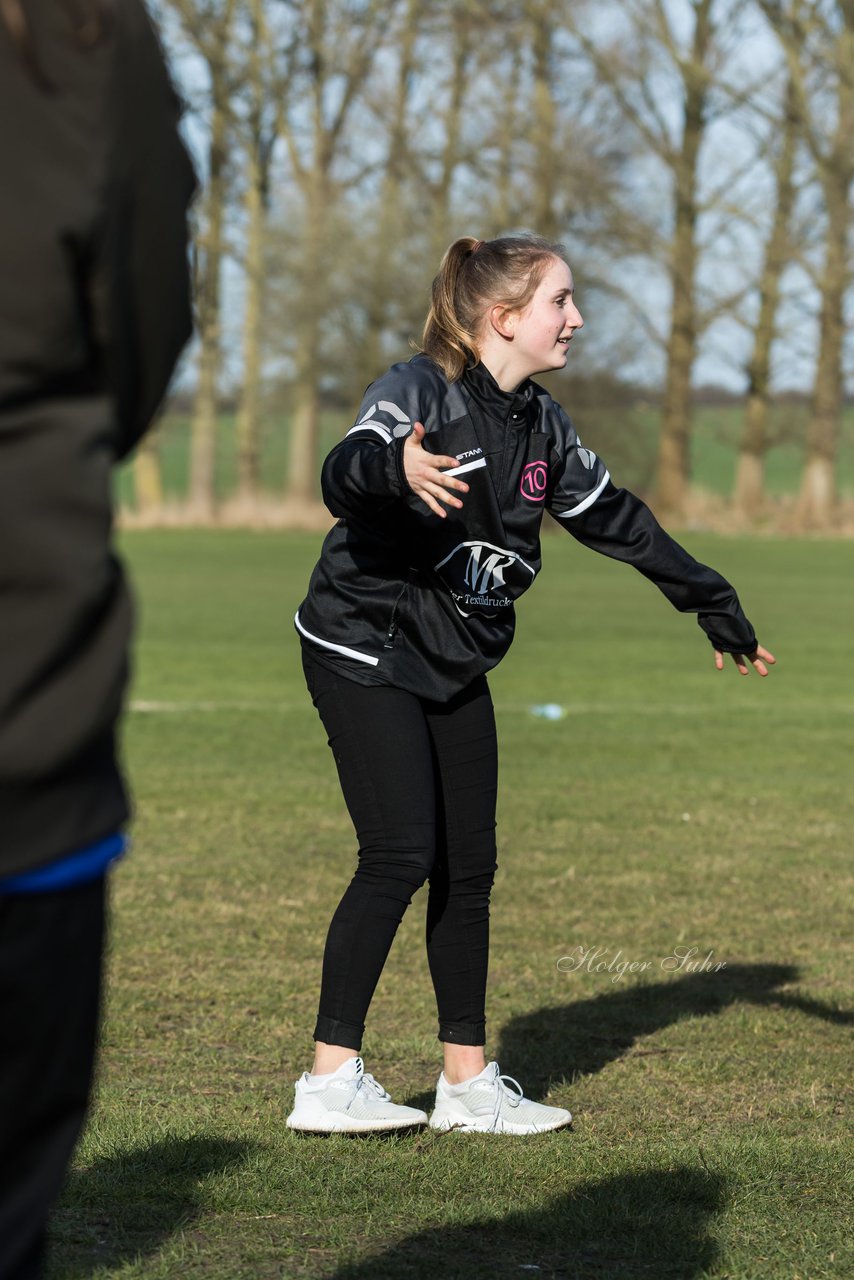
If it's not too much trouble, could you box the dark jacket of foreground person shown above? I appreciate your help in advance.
[0,0,196,877]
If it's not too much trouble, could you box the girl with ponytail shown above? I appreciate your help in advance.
[288,233,775,1135]
[422,234,563,383]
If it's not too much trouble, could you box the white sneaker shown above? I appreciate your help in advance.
[429,1061,572,1134]
[286,1056,428,1134]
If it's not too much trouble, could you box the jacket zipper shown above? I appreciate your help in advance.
[383,584,408,649]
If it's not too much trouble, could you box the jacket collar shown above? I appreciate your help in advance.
[461,360,534,426]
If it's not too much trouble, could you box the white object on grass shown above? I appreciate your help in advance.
[529,704,567,721]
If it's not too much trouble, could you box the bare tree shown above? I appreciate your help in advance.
[233,0,284,504]
[133,431,165,514]
[529,0,561,240]
[759,0,854,528]
[281,0,393,504]
[659,0,714,517]
[425,1,483,262]
[733,64,800,517]
[354,0,423,382]
[489,42,524,235]
[167,0,239,517]
[152,0,827,523]
[568,0,764,518]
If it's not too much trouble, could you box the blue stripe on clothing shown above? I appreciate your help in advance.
[0,833,127,894]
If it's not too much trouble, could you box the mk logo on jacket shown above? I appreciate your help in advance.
[434,541,537,618]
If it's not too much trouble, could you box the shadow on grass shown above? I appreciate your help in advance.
[498,961,852,1101]
[332,1165,726,1280]
[46,1134,253,1279]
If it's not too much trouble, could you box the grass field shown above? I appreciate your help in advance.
[47,529,852,1279]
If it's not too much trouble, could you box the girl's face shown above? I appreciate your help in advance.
[505,258,584,378]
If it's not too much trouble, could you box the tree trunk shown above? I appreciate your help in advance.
[656,283,695,518]
[190,201,222,515]
[286,170,325,503]
[795,14,853,530]
[358,0,419,381]
[134,434,164,514]
[236,164,264,501]
[797,455,836,526]
[235,0,269,504]
[188,15,233,518]
[796,190,847,528]
[280,0,391,501]
[654,0,712,520]
[733,446,765,518]
[491,45,522,235]
[531,6,558,240]
[431,9,472,262]
[734,74,798,519]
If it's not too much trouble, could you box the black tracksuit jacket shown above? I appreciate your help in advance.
[0,0,195,877]
[296,356,757,702]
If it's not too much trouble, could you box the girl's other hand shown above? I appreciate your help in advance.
[714,643,776,677]
[403,423,469,519]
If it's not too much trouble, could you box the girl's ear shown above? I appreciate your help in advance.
[488,303,516,340]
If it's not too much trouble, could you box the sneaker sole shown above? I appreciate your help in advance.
[286,1114,427,1135]
[428,1111,572,1135]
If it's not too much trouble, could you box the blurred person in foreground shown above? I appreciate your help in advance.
[0,1,195,1275]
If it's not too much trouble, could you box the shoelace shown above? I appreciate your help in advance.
[486,1072,524,1129]
[357,1071,391,1102]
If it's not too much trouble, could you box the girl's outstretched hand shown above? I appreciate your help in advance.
[403,422,469,518]
[714,644,776,677]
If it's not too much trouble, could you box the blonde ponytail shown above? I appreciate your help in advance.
[420,233,568,382]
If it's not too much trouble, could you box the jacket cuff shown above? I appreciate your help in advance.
[392,436,415,498]
[698,617,757,654]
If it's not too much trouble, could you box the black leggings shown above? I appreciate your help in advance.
[0,878,105,1280]
[302,648,499,1050]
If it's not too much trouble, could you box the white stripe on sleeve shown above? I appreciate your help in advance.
[555,470,610,518]
[346,422,393,443]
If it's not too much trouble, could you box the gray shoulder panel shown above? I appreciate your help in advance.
[352,356,463,439]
